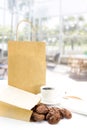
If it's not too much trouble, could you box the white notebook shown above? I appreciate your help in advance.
[60,97,87,116]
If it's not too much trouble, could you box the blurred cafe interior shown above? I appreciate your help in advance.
[0,1,87,128]
[0,0,87,83]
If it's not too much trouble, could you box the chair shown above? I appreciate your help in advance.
[53,53,60,64]
[0,58,8,79]
[0,64,8,79]
[46,53,60,69]
[68,56,84,74]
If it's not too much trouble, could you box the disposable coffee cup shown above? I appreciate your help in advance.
[40,86,61,104]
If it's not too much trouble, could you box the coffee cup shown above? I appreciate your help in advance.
[40,86,61,104]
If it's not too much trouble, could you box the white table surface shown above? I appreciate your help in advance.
[0,80,87,130]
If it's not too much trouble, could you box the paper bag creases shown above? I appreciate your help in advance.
[8,41,46,94]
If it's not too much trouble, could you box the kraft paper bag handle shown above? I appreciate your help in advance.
[16,19,36,41]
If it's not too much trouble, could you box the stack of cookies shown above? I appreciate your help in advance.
[30,103,72,124]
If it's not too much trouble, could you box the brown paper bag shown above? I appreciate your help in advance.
[8,20,46,94]
[0,101,32,122]
[0,85,40,121]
